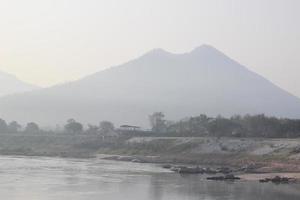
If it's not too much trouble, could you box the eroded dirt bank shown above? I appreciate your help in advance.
[99,137,300,173]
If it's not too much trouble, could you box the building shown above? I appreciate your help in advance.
[119,125,141,131]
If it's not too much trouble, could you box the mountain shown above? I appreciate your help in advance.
[0,70,39,97]
[0,45,299,127]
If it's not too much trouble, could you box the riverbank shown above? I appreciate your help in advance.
[0,133,104,158]
[240,173,300,181]
[98,137,300,174]
[1,134,300,174]
[100,155,300,183]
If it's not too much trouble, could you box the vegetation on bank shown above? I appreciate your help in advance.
[0,112,300,138]
[149,112,300,138]
[0,118,116,135]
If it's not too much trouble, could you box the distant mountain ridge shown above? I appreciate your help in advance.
[0,70,39,97]
[0,45,299,126]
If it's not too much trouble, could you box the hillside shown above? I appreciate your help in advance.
[0,70,39,96]
[0,45,299,126]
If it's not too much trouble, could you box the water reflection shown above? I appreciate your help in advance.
[0,156,299,200]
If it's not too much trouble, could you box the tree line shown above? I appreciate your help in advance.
[0,119,39,134]
[0,118,115,135]
[149,112,300,138]
[1,113,300,138]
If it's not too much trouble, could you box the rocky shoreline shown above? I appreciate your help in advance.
[102,154,300,184]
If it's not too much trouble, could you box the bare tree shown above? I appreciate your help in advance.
[149,112,166,133]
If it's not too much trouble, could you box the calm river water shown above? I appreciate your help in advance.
[0,156,299,200]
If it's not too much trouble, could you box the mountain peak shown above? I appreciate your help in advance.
[0,70,17,79]
[149,48,168,54]
[191,44,222,55]
[142,44,223,59]
[143,48,171,57]
[0,69,39,97]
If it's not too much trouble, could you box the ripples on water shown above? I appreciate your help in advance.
[0,156,299,200]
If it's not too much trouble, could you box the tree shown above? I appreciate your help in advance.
[86,124,100,134]
[188,114,210,135]
[64,119,83,134]
[0,118,8,133]
[8,121,22,133]
[99,121,114,134]
[25,122,40,134]
[149,112,166,133]
[207,115,241,137]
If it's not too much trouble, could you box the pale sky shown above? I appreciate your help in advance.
[0,0,299,97]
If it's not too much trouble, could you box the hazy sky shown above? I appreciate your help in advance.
[0,0,299,96]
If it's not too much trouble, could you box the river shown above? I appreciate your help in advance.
[0,156,299,200]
